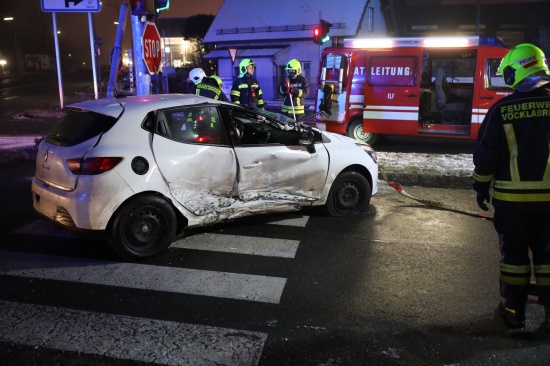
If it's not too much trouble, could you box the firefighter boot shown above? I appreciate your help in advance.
[498,300,526,328]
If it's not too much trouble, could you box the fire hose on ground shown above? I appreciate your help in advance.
[379,167,493,221]
[378,168,550,296]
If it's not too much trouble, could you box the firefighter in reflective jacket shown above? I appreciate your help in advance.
[230,59,265,109]
[278,59,310,119]
[196,75,230,102]
[473,43,550,330]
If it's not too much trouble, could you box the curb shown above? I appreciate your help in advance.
[382,172,472,190]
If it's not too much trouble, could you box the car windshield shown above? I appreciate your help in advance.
[253,108,298,130]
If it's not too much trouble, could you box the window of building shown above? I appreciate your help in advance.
[367,7,374,32]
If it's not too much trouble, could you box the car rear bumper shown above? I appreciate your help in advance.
[31,173,134,231]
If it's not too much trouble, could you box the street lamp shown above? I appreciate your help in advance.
[0,60,6,73]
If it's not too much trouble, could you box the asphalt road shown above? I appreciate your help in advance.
[1,158,549,366]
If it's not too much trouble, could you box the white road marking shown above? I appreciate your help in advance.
[0,300,266,366]
[0,251,286,304]
[173,233,299,258]
[265,215,309,227]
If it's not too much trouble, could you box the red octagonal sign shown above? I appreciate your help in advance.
[142,22,162,74]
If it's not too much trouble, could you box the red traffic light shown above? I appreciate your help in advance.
[313,27,321,44]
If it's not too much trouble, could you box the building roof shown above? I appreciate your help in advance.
[203,0,371,44]
[203,47,287,59]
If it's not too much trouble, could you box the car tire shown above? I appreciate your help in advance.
[107,195,177,260]
[323,171,372,217]
[347,119,378,145]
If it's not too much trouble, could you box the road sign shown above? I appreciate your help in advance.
[228,47,238,64]
[41,0,100,12]
[142,22,162,74]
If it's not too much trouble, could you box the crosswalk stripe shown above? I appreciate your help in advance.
[0,300,266,366]
[13,216,309,239]
[0,251,286,304]
[265,215,310,227]
[172,233,300,258]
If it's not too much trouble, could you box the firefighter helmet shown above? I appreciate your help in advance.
[189,68,206,85]
[239,59,255,75]
[211,75,223,89]
[285,59,302,77]
[497,43,550,91]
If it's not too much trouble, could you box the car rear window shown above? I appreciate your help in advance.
[45,109,118,147]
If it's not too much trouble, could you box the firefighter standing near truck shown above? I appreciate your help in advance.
[231,59,265,109]
[278,59,310,119]
[473,43,550,330]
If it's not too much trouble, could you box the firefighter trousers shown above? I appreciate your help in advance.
[493,210,550,306]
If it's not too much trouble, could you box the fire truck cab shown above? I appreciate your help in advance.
[315,36,512,145]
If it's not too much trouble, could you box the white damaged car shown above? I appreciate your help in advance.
[32,94,378,260]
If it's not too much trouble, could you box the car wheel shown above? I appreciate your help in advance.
[323,171,372,217]
[348,119,378,145]
[107,195,177,260]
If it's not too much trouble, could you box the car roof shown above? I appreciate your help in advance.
[66,94,231,118]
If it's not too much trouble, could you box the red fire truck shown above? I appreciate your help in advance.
[314,36,512,145]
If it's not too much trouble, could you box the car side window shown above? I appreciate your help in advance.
[231,110,300,146]
[160,106,226,145]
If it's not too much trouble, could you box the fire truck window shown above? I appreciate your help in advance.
[322,54,347,92]
[368,56,417,87]
[431,58,475,85]
[487,58,513,91]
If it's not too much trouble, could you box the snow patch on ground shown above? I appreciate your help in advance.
[378,152,473,176]
[0,136,42,150]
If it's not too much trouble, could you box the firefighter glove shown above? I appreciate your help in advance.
[476,190,491,211]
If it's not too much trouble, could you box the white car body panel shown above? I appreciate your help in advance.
[32,94,378,236]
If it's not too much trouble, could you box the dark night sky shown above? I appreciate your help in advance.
[0,0,223,69]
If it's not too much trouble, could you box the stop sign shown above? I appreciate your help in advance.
[142,22,162,74]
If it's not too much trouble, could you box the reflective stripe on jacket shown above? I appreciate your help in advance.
[230,74,264,108]
[278,75,310,116]
[473,87,550,211]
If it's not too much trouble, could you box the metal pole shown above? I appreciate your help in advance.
[132,15,149,96]
[52,12,64,109]
[107,2,128,97]
[88,12,99,99]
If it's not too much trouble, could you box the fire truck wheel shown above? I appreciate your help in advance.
[323,171,372,217]
[348,119,378,145]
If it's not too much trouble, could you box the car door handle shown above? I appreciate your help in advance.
[243,161,262,169]
[405,94,418,98]
[480,96,494,100]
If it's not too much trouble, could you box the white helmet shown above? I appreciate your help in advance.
[189,68,206,85]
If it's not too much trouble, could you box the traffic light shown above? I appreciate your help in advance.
[320,19,332,44]
[313,26,322,45]
[154,0,170,12]
[313,20,332,45]
[130,0,169,15]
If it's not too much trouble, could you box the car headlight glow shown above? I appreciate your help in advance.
[356,143,378,163]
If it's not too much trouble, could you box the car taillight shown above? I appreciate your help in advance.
[66,157,123,175]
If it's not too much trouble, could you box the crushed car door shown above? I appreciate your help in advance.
[151,106,238,216]
[230,110,329,207]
